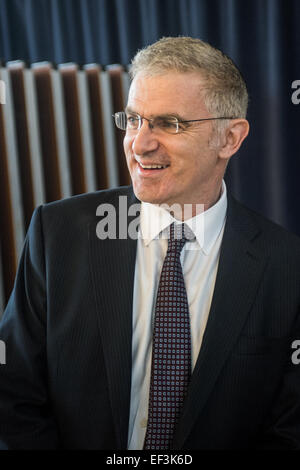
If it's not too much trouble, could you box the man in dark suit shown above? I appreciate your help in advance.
[0,36,300,450]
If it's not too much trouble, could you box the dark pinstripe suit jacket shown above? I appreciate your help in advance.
[0,185,300,449]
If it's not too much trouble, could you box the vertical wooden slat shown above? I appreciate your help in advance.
[107,65,131,186]
[32,62,63,202]
[77,68,97,192]
[7,61,35,230]
[99,70,119,188]
[84,64,109,189]
[51,68,72,198]
[0,67,25,258]
[23,69,45,206]
[0,243,5,317]
[0,77,18,307]
[59,63,87,195]
[122,69,131,105]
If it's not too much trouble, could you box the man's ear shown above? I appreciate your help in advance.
[218,119,250,160]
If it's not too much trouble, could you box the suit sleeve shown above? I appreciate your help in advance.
[0,206,59,449]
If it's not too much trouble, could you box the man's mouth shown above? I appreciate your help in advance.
[136,160,170,171]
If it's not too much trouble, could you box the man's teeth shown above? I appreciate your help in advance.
[139,163,168,169]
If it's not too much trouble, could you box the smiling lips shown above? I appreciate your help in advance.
[136,159,170,170]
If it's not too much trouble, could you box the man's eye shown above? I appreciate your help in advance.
[127,116,139,127]
[157,119,178,129]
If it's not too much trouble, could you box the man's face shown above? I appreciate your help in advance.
[123,71,224,208]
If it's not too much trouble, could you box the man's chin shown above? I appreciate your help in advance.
[134,192,162,205]
[132,187,165,205]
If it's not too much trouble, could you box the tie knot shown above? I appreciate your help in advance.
[167,223,195,253]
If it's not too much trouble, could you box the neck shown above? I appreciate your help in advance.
[169,183,223,221]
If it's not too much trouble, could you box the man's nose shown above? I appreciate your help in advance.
[131,120,159,155]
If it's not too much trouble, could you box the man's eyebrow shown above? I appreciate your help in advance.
[125,107,184,121]
[157,113,183,121]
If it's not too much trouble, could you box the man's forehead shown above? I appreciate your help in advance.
[129,70,205,94]
[127,71,206,114]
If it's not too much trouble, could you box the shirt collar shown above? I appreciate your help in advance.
[139,180,227,255]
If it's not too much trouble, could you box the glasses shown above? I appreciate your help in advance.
[113,111,237,135]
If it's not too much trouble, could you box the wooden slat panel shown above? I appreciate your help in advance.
[0,62,134,310]
[107,65,131,186]
[59,63,87,196]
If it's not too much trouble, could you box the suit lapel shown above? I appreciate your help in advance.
[88,188,140,449]
[173,195,269,449]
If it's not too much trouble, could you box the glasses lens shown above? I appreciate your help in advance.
[126,114,140,130]
[114,112,180,134]
[114,112,127,130]
[154,117,179,134]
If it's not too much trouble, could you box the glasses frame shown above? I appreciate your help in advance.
[113,111,238,134]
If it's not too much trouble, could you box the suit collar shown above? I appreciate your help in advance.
[139,180,228,255]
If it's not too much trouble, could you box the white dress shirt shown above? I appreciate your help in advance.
[127,181,228,449]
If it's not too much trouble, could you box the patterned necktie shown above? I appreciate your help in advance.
[144,223,193,450]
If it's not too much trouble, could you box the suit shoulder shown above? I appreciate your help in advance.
[33,186,136,235]
[41,186,135,216]
[228,194,300,254]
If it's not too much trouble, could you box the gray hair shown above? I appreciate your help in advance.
[130,36,248,125]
